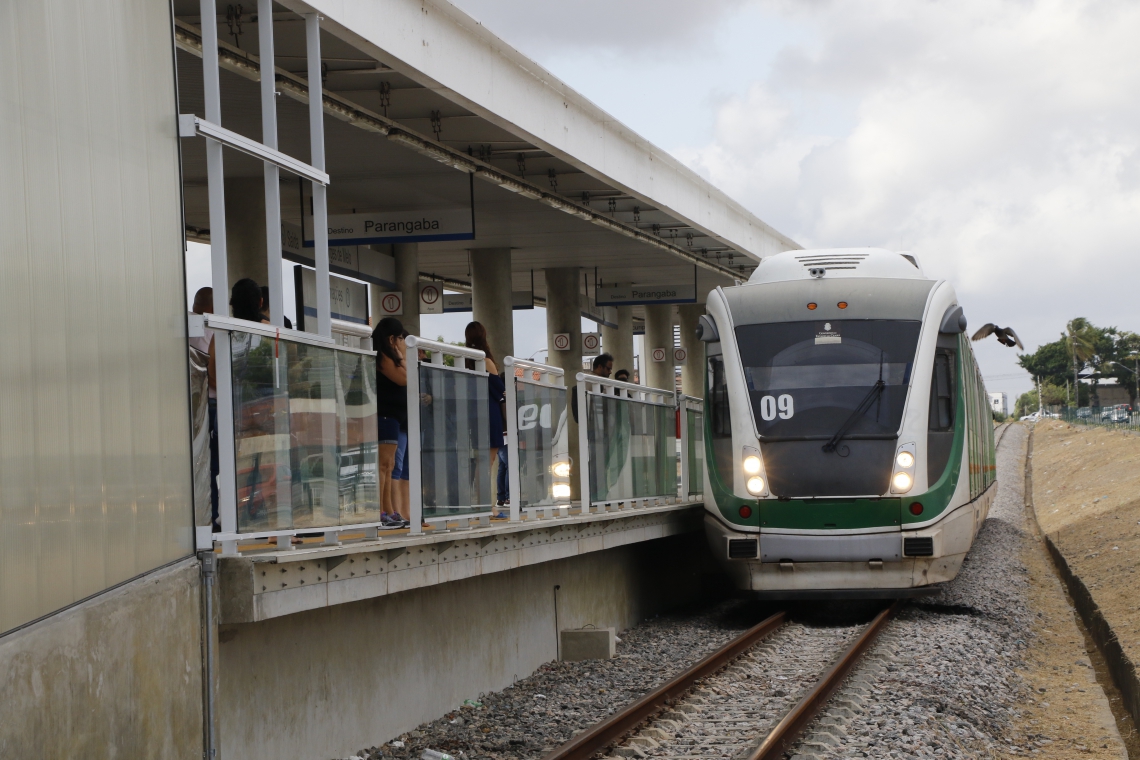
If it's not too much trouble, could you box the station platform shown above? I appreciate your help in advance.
[219,499,703,624]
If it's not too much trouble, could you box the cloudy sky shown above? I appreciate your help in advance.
[446,0,1140,404]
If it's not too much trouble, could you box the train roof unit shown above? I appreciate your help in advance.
[748,248,927,285]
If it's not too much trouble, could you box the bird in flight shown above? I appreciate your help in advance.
[971,324,1023,349]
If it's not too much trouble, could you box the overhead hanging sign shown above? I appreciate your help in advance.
[303,209,475,247]
[595,284,697,306]
[295,266,369,329]
[282,222,397,289]
[438,291,535,313]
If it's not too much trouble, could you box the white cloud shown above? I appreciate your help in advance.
[675,0,1140,399]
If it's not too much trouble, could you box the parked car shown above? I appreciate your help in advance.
[1108,404,1132,423]
[1076,407,1092,419]
[1020,413,1039,422]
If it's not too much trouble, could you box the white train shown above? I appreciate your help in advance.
[698,249,996,597]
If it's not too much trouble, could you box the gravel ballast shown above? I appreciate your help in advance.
[335,604,758,760]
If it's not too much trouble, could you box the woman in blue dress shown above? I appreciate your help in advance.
[465,322,506,512]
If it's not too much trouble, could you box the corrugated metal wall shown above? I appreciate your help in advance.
[0,0,192,634]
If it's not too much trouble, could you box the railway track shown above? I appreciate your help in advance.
[543,602,901,760]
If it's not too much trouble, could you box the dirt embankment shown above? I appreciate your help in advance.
[1031,422,1140,666]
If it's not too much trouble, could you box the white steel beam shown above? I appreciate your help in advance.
[178,115,329,186]
[306,13,332,338]
[259,0,285,328]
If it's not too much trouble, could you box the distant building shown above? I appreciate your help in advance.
[988,392,1008,416]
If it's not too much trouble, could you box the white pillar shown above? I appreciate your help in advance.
[602,306,634,379]
[643,304,674,392]
[394,243,420,336]
[677,304,705,398]
[472,248,514,361]
[545,268,582,501]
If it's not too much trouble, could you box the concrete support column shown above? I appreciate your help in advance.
[471,248,514,361]
[643,304,675,392]
[367,245,392,326]
[393,243,420,336]
[544,268,582,500]
[602,306,634,379]
[677,304,706,398]
[224,177,269,302]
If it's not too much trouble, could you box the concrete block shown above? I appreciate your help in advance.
[560,627,616,661]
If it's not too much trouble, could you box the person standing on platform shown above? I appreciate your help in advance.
[464,322,506,515]
[260,285,292,329]
[191,287,219,528]
[372,317,409,527]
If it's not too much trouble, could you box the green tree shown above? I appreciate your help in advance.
[1065,317,1097,402]
[1017,339,1070,389]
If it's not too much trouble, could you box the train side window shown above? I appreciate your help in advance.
[708,355,735,488]
[927,348,956,482]
[929,350,955,431]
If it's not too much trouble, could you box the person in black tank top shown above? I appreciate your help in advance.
[373,318,409,525]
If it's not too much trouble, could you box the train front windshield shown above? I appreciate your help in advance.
[736,320,921,439]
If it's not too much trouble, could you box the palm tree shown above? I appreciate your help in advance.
[1065,318,1096,406]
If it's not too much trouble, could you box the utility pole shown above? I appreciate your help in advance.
[1037,376,1043,416]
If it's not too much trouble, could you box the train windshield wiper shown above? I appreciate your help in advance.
[822,352,886,454]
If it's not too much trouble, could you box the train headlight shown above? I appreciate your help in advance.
[552,483,572,499]
[746,476,765,496]
[742,455,762,475]
[890,442,917,495]
[552,461,571,478]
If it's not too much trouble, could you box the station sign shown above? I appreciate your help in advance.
[282,222,397,289]
[582,333,601,356]
[443,294,472,313]
[295,266,369,330]
[303,209,474,247]
[552,333,571,351]
[432,291,535,313]
[595,283,697,306]
[651,347,668,363]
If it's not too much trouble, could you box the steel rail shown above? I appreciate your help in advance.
[747,600,902,760]
[541,611,787,760]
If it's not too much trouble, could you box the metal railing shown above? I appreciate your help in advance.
[504,357,571,521]
[199,330,705,552]
[679,394,705,500]
[206,314,381,554]
[576,374,681,512]
[406,336,494,533]
[1033,404,1139,431]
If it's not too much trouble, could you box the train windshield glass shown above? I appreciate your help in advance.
[735,320,921,438]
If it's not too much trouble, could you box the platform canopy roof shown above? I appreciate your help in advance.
[174,0,799,304]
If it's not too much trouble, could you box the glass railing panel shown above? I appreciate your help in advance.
[281,340,339,531]
[189,346,213,527]
[687,408,705,497]
[514,378,570,508]
[418,364,492,518]
[586,393,677,504]
[230,332,378,534]
[334,350,380,525]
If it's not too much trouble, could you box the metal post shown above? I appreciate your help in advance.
[504,357,522,523]
[200,0,228,304]
[259,0,284,328]
[214,330,239,555]
[407,337,423,534]
[576,373,590,514]
[678,394,689,501]
[305,13,331,338]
